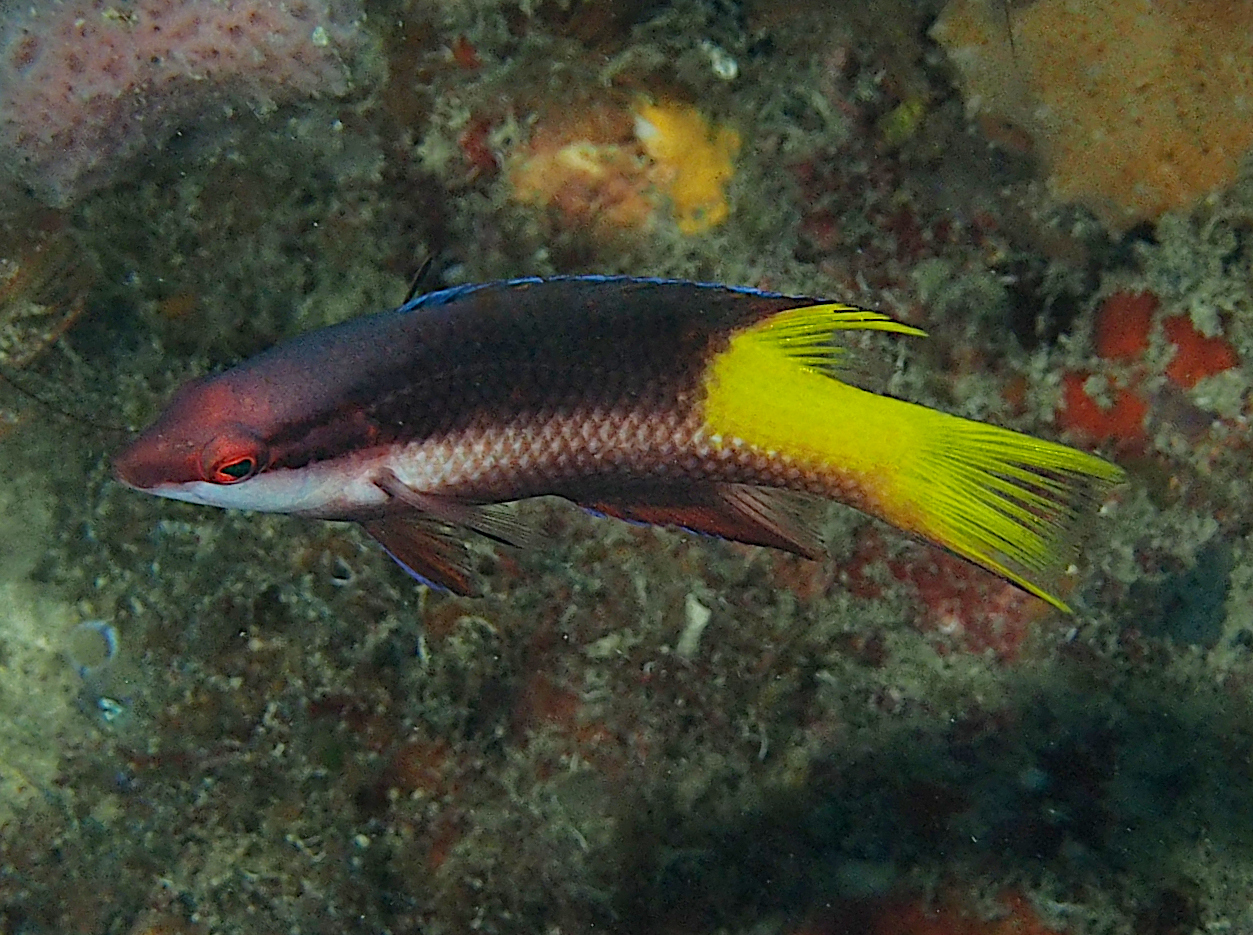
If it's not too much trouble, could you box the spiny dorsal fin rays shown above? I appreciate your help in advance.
[751,303,928,379]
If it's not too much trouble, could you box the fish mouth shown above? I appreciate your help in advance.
[112,436,184,491]
[111,446,147,490]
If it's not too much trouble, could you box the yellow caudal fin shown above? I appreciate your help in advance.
[702,302,1126,612]
[891,411,1125,612]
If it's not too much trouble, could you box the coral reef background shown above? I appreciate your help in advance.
[2,1,1253,934]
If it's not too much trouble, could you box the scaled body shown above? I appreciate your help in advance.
[114,276,1123,608]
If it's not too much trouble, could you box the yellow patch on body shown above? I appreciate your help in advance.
[701,303,1125,612]
[702,305,926,514]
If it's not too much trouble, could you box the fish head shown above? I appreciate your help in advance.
[114,357,393,518]
[113,373,276,506]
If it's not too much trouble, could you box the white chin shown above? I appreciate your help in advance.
[147,466,389,517]
[147,480,284,512]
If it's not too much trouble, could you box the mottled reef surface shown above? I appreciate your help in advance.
[3,1,1253,934]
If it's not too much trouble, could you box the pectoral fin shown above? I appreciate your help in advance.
[362,516,482,595]
[374,468,542,548]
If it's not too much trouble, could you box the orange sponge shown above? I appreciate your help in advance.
[1095,292,1156,362]
[933,0,1253,229]
[634,101,740,234]
[1163,316,1239,389]
[1058,371,1148,444]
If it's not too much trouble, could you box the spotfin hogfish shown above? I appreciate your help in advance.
[114,276,1124,610]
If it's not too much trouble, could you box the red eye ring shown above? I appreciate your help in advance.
[201,430,266,485]
[212,456,258,483]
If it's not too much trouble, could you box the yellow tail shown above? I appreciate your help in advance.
[702,303,1125,612]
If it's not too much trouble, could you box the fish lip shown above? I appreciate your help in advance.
[111,452,140,489]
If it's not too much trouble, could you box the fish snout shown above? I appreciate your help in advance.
[111,439,157,490]
[112,432,194,490]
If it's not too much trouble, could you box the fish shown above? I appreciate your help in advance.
[113,275,1125,610]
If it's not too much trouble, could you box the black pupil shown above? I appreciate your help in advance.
[219,458,254,480]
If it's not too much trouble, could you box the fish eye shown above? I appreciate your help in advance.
[214,456,257,483]
[201,432,265,485]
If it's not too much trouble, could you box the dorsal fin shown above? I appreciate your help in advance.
[400,255,437,306]
[751,303,926,380]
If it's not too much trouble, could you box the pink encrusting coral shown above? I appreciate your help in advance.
[0,0,367,205]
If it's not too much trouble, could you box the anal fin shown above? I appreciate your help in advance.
[717,484,826,559]
[579,482,827,560]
